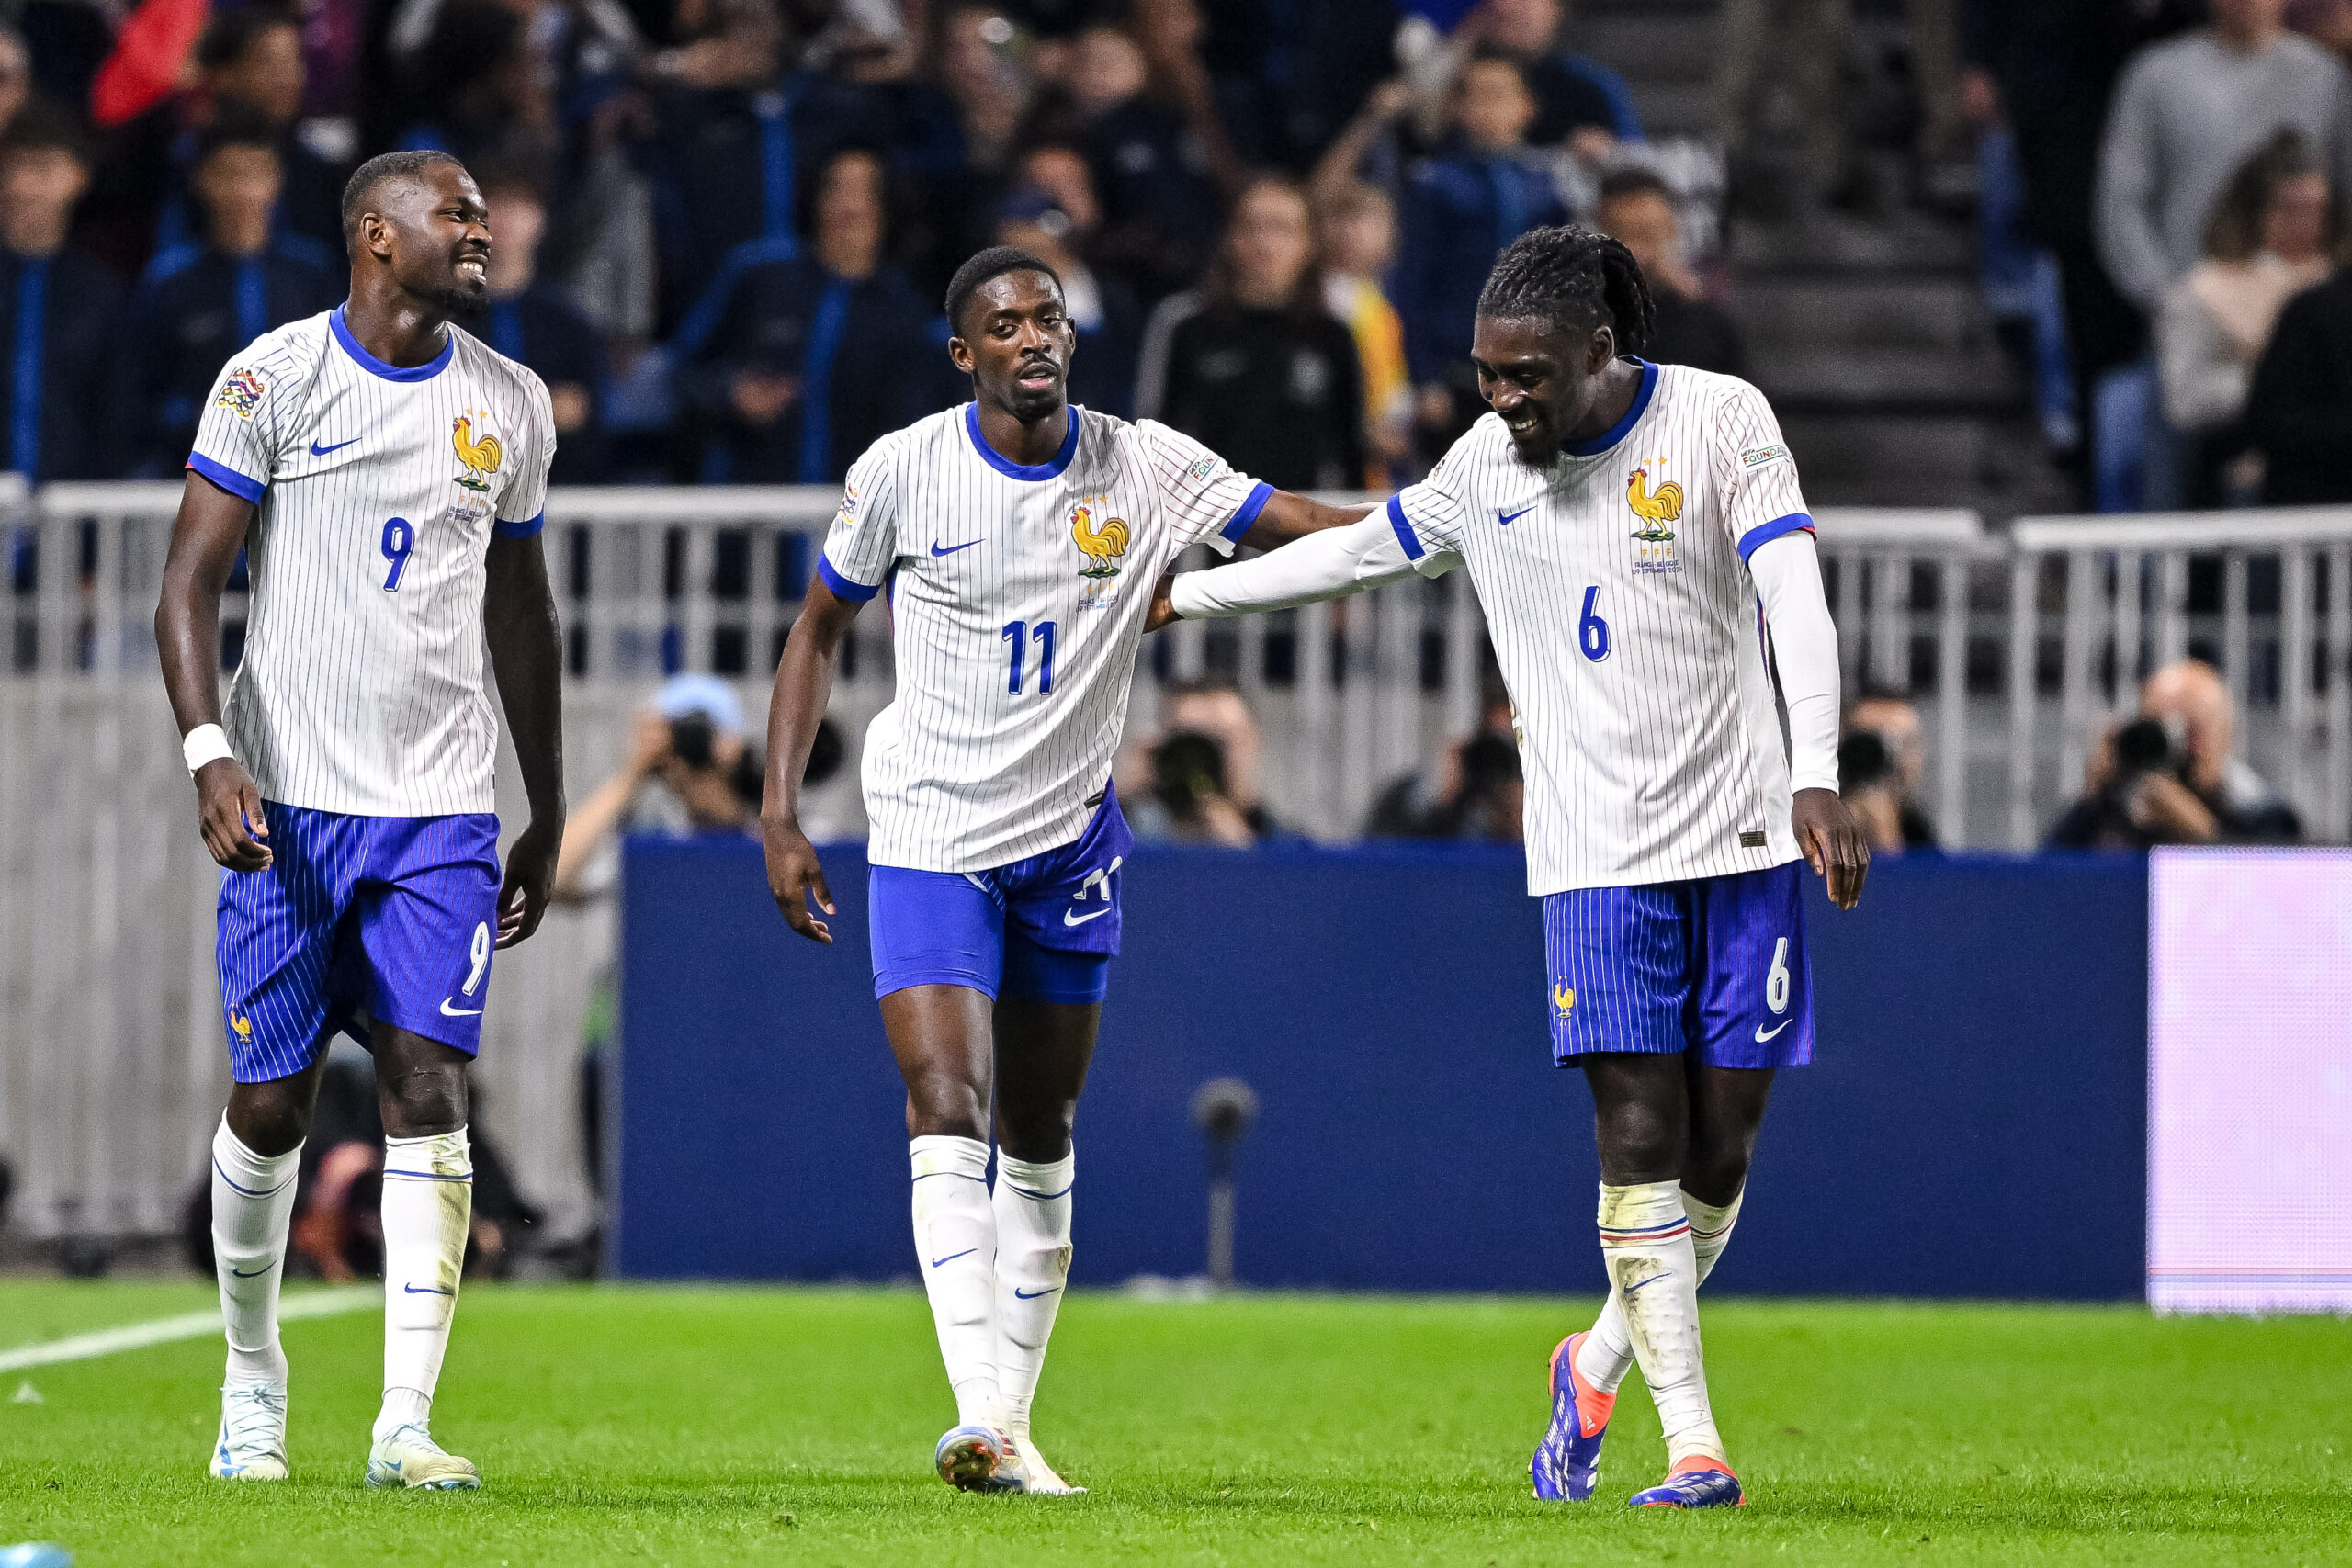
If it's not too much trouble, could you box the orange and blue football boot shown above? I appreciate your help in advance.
[1629,1455,1745,1508]
[1531,1331,1615,1501]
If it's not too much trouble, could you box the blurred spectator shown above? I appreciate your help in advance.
[0,106,120,481]
[1139,175,1363,491]
[936,5,1032,175]
[993,187,1140,418]
[393,0,558,169]
[115,112,339,477]
[669,146,941,484]
[2157,133,2338,506]
[2290,0,2352,59]
[2096,0,2352,507]
[0,29,32,143]
[639,0,875,330]
[1595,167,1747,378]
[1843,693,1940,851]
[1317,178,1413,484]
[1394,51,1570,455]
[2047,659,2303,848]
[2244,219,2352,506]
[1184,0,1399,175]
[1370,690,1526,844]
[1473,0,1642,160]
[475,163,611,483]
[1161,675,1286,838]
[1136,729,1256,847]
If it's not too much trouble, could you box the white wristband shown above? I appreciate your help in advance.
[183,724,235,774]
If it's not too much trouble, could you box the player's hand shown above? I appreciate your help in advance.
[1145,570,1182,633]
[497,816,561,948]
[194,759,273,872]
[763,816,835,943]
[1792,786,1869,911]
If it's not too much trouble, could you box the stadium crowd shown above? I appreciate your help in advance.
[0,0,1739,491]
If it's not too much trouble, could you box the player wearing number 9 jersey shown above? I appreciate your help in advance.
[1157,227,1871,1511]
[156,152,566,1495]
[762,246,1367,1496]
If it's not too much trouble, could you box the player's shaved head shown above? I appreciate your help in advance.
[341,150,466,256]
[945,245,1062,338]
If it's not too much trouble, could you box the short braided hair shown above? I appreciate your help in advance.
[1476,224,1655,355]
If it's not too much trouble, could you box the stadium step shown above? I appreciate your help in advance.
[1577,0,1724,139]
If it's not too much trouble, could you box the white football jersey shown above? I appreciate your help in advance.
[820,403,1270,872]
[1387,361,1815,895]
[190,308,556,818]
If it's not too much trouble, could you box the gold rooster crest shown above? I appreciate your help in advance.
[1627,466,1681,541]
[1070,498,1128,579]
[231,1012,253,1039]
[1552,983,1576,1020]
[452,412,503,492]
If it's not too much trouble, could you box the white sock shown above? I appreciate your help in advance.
[1577,1185,1744,1396]
[1596,1181,1726,1468]
[992,1147,1074,1439]
[211,1116,301,1386]
[910,1134,1001,1430]
[376,1128,472,1441]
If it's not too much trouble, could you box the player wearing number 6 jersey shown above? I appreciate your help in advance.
[1152,227,1871,1510]
[761,246,1365,1495]
[155,151,564,1494]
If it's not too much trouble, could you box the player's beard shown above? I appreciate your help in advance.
[406,252,489,316]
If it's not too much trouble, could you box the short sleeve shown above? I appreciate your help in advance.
[1712,380,1813,562]
[187,342,289,502]
[1135,420,1272,556]
[1383,427,1476,573]
[494,376,557,538]
[815,439,900,601]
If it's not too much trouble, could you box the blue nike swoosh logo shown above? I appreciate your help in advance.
[229,1262,273,1278]
[1623,1272,1668,1295]
[931,539,981,557]
[311,437,362,456]
[401,1282,455,1295]
[1012,1285,1061,1300]
[928,1248,978,1268]
[1498,505,1535,525]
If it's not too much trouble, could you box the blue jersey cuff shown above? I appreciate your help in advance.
[1737,513,1815,562]
[187,452,266,503]
[1219,481,1274,543]
[1386,494,1426,562]
[816,553,881,602]
[493,510,546,539]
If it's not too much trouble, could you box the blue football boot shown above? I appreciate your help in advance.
[1530,1331,1614,1501]
[1628,1458,1745,1508]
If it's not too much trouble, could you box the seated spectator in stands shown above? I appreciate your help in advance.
[83,6,347,276]
[115,113,338,477]
[1158,675,1287,839]
[937,4,1033,176]
[2047,659,2303,848]
[1317,178,1413,485]
[0,107,119,480]
[1596,167,1748,378]
[670,146,942,484]
[1474,0,1643,159]
[1395,51,1570,454]
[2157,132,2338,506]
[393,0,558,170]
[639,0,873,331]
[1135,729,1257,847]
[477,164,610,484]
[1369,687,1527,845]
[993,187,1140,418]
[1846,692,1940,849]
[1139,175,1364,491]
[2245,227,2352,507]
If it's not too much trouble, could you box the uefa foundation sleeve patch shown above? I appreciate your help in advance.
[1738,443,1789,473]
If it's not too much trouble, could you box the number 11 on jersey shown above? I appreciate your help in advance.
[1001,619,1057,695]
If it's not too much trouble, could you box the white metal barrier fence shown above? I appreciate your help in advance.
[4,484,2349,1243]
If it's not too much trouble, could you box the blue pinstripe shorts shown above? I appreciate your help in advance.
[1542,862,1813,1069]
[216,804,502,1083]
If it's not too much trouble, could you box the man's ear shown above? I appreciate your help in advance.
[361,212,394,263]
[1588,324,1618,374]
[947,334,974,375]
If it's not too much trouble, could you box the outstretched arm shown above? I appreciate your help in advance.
[1151,505,1426,628]
[155,471,269,870]
[761,578,865,942]
[1747,531,1868,909]
[484,533,567,946]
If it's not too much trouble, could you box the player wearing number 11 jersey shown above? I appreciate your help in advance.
[761,246,1364,1495]
[1156,227,1871,1509]
[156,151,565,1494]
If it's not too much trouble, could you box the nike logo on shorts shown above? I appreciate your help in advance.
[1063,907,1111,927]
[1754,1019,1793,1043]
[440,998,483,1017]
[310,436,362,456]
[931,538,981,557]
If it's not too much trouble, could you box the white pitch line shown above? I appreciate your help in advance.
[0,1285,378,1374]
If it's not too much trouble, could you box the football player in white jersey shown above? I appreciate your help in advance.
[1153,227,1871,1509]
[760,246,1366,1495]
[154,151,564,1493]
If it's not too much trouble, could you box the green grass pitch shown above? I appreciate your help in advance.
[2,1280,2346,1565]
